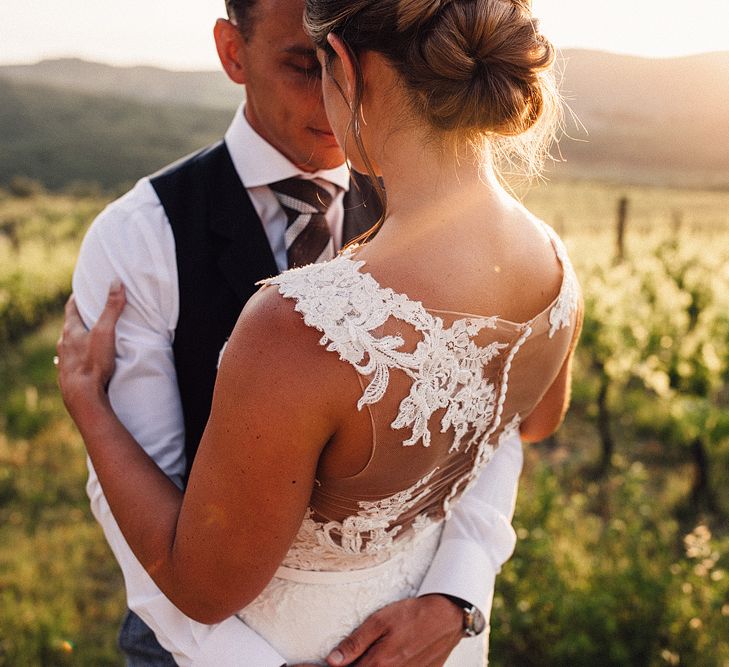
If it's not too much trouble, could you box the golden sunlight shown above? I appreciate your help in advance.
[0,0,727,69]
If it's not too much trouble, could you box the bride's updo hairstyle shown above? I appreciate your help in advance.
[304,0,561,178]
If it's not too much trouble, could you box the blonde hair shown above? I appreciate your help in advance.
[305,0,561,179]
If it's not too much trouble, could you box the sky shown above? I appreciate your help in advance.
[1,0,728,70]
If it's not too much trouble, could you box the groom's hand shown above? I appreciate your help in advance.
[325,594,463,667]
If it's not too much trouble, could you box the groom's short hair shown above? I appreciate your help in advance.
[225,0,260,39]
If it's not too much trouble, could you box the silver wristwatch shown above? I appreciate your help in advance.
[461,603,486,637]
[444,595,487,637]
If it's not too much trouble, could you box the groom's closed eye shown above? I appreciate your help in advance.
[283,47,321,82]
[287,60,321,81]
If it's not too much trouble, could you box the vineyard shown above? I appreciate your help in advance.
[1,181,728,665]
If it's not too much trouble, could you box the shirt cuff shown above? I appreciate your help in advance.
[417,537,497,621]
[191,617,286,667]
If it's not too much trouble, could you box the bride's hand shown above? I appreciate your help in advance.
[57,282,126,422]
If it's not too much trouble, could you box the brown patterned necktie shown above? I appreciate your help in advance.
[269,178,337,269]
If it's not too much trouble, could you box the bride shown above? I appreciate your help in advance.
[58,0,581,664]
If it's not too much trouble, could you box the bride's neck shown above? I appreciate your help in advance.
[373,127,509,237]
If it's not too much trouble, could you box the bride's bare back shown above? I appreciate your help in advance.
[248,205,580,573]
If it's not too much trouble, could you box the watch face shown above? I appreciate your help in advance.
[464,606,486,636]
[471,607,486,635]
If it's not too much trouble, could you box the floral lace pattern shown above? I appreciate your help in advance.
[281,470,438,571]
[266,254,508,450]
[261,225,578,571]
[541,224,580,338]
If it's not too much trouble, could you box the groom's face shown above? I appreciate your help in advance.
[236,0,345,172]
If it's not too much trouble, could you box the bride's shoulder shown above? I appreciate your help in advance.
[510,202,560,245]
[508,203,573,271]
[236,276,322,350]
[494,204,581,323]
[221,274,355,393]
[232,253,367,362]
[520,212,583,330]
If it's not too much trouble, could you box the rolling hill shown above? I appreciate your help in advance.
[554,50,729,186]
[1,51,728,190]
[0,77,232,190]
[0,58,241,110]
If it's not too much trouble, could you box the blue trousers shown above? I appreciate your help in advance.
[118,610,177,667]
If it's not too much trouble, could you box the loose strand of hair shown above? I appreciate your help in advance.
[329,37,388,246]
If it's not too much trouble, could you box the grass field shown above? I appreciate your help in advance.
[1,181,728,665]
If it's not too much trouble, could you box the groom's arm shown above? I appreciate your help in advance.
[417,430,522,619]
[326,434,522,666]
[73,182,287,667]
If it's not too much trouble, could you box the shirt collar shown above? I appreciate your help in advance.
[224,104,351,192]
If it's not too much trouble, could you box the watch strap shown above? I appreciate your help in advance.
[441,595,486,637]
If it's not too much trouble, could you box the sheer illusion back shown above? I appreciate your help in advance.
[260,220,580,573]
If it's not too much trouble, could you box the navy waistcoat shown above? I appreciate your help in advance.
[150,141,381,478]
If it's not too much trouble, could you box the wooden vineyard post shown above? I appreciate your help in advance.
[615,196,629,263]
[672,209,683,238]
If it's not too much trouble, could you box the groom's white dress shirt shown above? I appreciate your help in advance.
[73,106,523,666]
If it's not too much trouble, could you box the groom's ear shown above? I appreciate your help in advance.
[214,18,248,85]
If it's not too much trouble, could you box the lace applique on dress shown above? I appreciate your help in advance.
[539,222,580,338]
[260,231,579,571]
[264,254,509,451]
[281,469,439,571]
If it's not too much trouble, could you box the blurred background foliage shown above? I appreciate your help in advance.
[1,182,727,665]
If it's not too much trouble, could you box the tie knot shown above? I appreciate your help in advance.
[269,177,334,216]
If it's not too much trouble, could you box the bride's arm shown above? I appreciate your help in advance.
[60,284,341,624]
[520,293,584,442]
[71,208,288,666]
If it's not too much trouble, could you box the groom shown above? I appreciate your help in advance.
[70,0,524,665]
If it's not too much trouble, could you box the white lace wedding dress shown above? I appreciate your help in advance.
[238,223,580,665]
